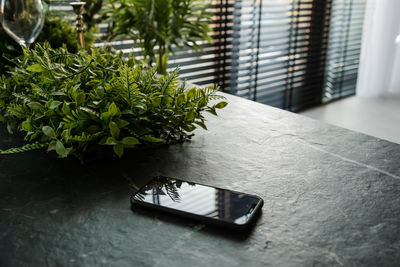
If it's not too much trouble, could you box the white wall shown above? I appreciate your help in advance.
[356,0,400,97]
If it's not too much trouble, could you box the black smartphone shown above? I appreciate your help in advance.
[131,176,263,230]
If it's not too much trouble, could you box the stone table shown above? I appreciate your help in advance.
[0,93,399,266]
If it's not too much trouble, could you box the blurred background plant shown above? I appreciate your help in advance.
[82,0,106,31]
[102,0,213,75]
[1,0,214,76]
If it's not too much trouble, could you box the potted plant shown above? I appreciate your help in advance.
[102,0,213,74]
[0,43,227,161]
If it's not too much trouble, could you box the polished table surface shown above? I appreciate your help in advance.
[0,93,399,266]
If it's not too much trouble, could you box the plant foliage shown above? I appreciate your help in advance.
[0,11,96,74]
[0,43,227,160]
[103,0,213,74]
[82,0,107,31]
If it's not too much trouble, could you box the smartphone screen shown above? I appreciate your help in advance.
[131,176,263,228]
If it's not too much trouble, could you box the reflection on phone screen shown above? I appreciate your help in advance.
[133,176,261,225]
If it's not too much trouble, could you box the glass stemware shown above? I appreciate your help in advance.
[0,0,45,48]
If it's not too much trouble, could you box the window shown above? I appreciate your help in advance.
[51,0,367,112]
[323,0,367,101]
[223,0,367,111]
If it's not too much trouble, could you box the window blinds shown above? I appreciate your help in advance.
[49,0,366,112]
[323,0,367,101]
[227,0,366,111]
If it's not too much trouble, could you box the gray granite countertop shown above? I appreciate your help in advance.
[0,93,399,266]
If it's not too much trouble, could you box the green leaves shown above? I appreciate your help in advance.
[215,101,228,109]
[103,0,213,75]
[108,102,120,117]
[121,136,140,146]
[185,109,196,121]
[109,121,120,138]
[75,92,86,105]
[21,120,32,132]
[62,102,71,114]
[49,100,62,110]
[113,143,124,158]
[105,136,118,145]
[42,126,56,139]
[194,120,208,130]
[27,102,44,110]
[55,141,72,158]
[105,136,140,158]
[26,63,44,72]
[141,135,163,143]
[175,94,185,106]
[101,102,121,122]
[0,142,49,154]
[0,43,227,160]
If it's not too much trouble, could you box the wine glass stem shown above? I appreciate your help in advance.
[21,43,30,49]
